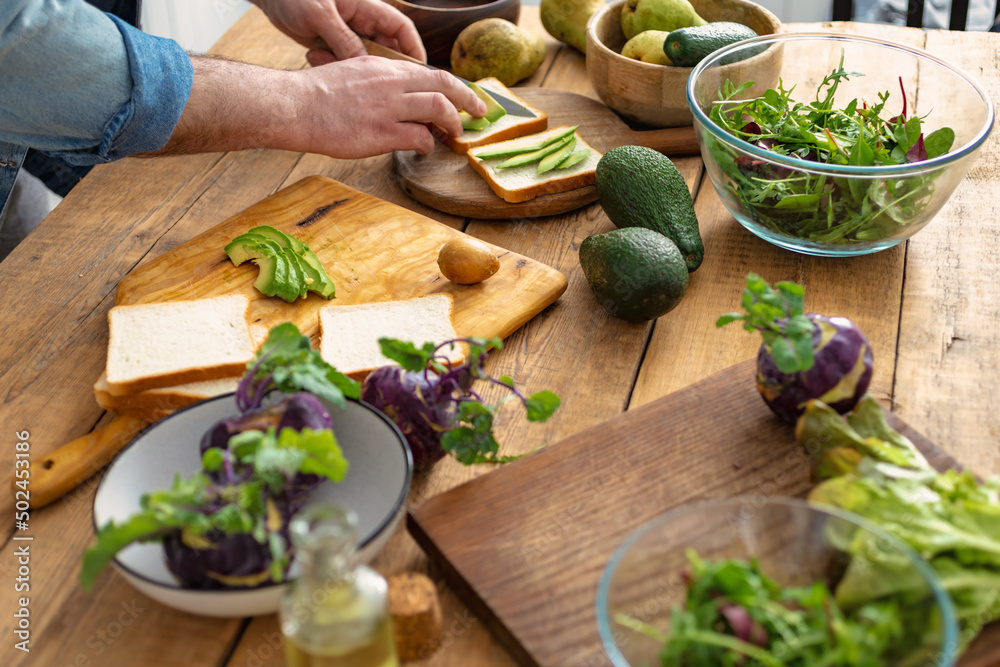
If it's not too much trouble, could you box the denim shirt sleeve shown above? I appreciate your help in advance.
[0,1,193,166]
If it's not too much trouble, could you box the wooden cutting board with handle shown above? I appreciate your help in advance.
[394,88,701,219]
[28,176,567,509]
[407,359,999,667]
[116,175,567,342]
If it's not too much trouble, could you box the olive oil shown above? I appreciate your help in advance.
[281,505,399,667]
[284,614,397,667]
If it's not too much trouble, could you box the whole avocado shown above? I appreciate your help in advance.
[579,227,689,322]
[595,146,704,271]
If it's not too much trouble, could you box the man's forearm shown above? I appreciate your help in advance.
[143,55,307,157]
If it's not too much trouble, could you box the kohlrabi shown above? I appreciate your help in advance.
[361,337,561,469]
[81,323,353,591]
[717,273,873,423]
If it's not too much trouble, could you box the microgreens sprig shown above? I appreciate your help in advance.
[716,273,816,374]
[378,337,561,465]
[236,322,359,413]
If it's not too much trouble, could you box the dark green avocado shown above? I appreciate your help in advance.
[595,146,705,272]
[579,227,690,322]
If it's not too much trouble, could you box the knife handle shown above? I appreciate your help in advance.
[361,38,425,66]
[21,415,148,509]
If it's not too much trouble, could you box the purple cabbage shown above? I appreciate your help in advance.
[360,365,456,469]
[756,314,873,424]
[200,392,333,496]
[162,496,295,589]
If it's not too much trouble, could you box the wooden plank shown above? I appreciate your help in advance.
[409,358,996,666]
[894,29,1000,477]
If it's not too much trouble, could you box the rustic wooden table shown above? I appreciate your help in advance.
[1,7,997,666]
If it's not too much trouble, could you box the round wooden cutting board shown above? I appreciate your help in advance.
[393,88,700,220]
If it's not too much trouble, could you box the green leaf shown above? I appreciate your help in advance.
[525,391,561,422]
[81,513,174,591]
[248,323,359,405]
[924,127,955,159]
[201,448,225,472]
[378,338,437,372]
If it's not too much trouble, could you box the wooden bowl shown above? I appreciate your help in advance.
[586,0,782,127]
[387,0,521,65]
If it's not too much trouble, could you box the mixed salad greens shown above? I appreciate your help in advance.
[620,550,930,667]
[619,396,1000,665]
[708,52,955,244]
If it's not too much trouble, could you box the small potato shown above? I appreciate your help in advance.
[437,237,500,285]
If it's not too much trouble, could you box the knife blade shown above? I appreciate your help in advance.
[361,38,536,118]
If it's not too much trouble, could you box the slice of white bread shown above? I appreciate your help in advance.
[319,295,464,380]
[444,78,548,154]
[105,294,255,396]
[95,373,240,413]
[467,127,603,203]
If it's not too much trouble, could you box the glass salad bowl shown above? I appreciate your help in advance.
[686,32,993,256]
[596,497,958,667]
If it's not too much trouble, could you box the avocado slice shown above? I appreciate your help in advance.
[496,135,574,169]
[225,236,300,301]
[557,148,591,170]
[460,82,508,131]
[247,224,307,255]
[473,126,578,160]
[537,137,577,174]
[300,248,337,299]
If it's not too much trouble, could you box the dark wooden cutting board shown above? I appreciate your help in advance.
[407,358,998,667]
[393,88,700,219]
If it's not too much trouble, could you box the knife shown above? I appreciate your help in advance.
[361,38,536,118]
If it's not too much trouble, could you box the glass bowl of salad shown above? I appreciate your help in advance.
[686,32,993,256]
[596,497,958,667]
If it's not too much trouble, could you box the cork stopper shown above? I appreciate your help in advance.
[388,572,443,661]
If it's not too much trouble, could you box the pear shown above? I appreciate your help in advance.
[621,30,672,65]
[451,19,546,87]
[620,0,706,41]
[540,0,606,54]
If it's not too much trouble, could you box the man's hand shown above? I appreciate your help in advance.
[148,55,487,159]
[251,0,426,63]
[291,57,486,156]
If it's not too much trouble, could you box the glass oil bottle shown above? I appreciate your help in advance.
[280,504,398,667]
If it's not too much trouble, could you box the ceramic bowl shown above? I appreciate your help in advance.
[586,0,782,127]
[91,395,412,617]
[387,0,521,65]
[688,32,994,255]
[597,497,958,667]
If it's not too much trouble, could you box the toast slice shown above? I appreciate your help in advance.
[319,294,464,380]
[467,127,602,203]
[444,78,548,154]
[95,373,240,413]
[105,294,255,396]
